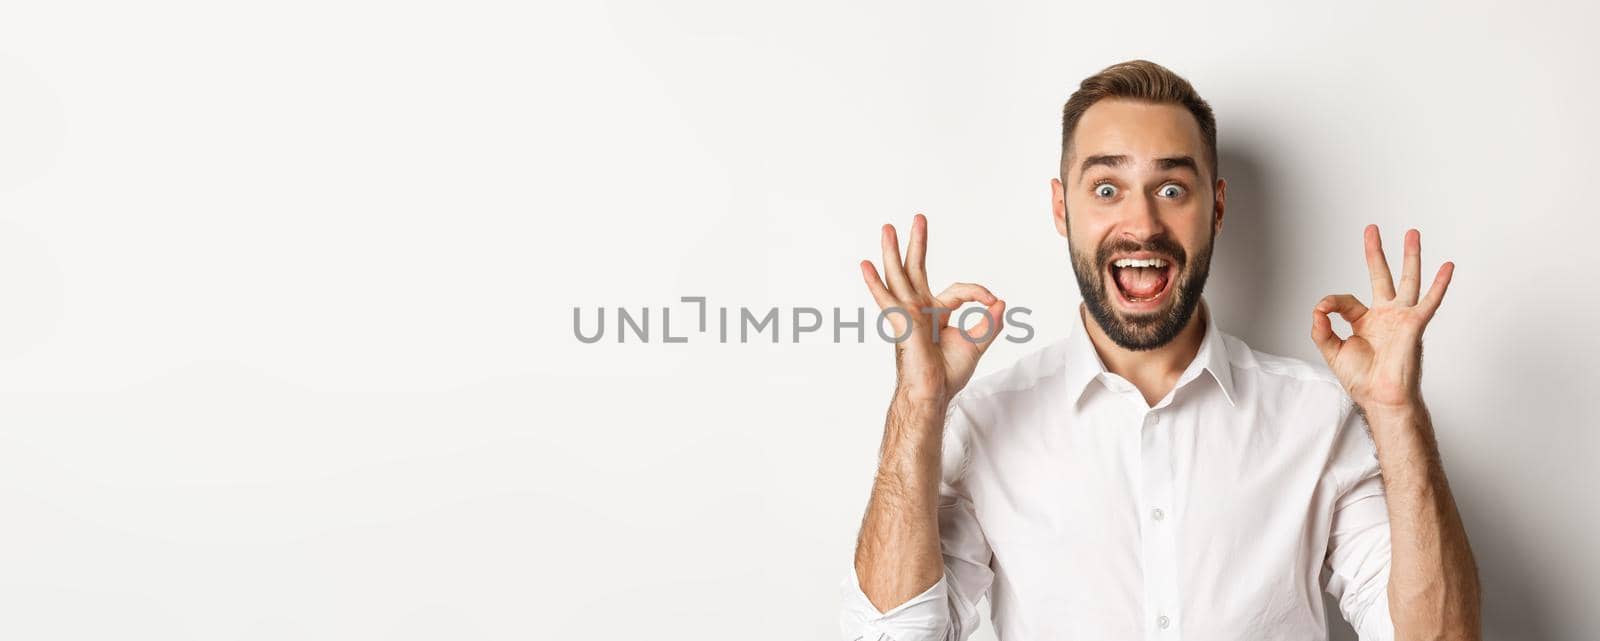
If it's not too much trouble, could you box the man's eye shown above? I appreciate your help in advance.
[1095,184,1118,198]
[1158,184,1185,198]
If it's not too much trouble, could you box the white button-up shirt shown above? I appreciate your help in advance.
[840,298,1395,641]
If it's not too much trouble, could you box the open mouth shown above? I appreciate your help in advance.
[1107,257,1176,306]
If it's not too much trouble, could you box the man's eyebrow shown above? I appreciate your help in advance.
[1077,154,1128,183]
[1155,155,1199,173]
[1076,155,1201,183]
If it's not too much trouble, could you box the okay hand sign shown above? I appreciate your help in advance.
[861,214,1007,407]
[1312,225,1455,413]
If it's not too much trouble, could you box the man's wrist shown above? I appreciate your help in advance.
[1359,394,1426,421]
[893,384,949,413]
[1357,395,1441,467]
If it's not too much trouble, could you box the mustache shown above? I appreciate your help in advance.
[1097,237,1187,267]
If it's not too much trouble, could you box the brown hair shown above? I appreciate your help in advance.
[1060,59,1218,181]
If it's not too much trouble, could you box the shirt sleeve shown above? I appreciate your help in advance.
[1321,397,1397,641]
[838,399,996,641]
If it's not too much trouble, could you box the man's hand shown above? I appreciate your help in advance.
[1311,224,1455,413]
[861,214,1007,407]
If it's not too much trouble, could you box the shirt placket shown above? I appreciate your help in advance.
[1139,406,1182,639]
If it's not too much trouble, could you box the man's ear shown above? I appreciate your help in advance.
[1052,178,1069,238]
[1212,177,1227,237]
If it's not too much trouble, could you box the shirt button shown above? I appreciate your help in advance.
[1150,412,1161,425]
[1152,507,1165,521]
[1158,614,1170,629]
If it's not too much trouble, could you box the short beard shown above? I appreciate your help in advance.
[1070,227,1214,352]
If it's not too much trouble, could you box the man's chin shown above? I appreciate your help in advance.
[1105,310,1170,336]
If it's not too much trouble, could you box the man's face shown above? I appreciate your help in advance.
[1051,98,1226,351]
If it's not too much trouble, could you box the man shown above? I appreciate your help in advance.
[841,60,1481,640]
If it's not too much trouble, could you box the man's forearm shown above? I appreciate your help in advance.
[853,391,947,614]
[1363,400,1482,641]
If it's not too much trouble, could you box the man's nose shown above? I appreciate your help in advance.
[1119,193,1166,241]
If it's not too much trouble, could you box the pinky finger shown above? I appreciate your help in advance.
[861,260,897,311]
[1419,261,1455,318]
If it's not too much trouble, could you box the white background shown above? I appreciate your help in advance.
[1,1,1596,639]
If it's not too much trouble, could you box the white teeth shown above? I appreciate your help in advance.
[1112,258,1169,268]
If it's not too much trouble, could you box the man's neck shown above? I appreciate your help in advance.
[1081,298,1209,407]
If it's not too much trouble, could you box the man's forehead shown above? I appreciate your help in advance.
[1069,99,1207,173]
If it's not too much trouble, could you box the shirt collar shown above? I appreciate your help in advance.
[1063,297,1238,409]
